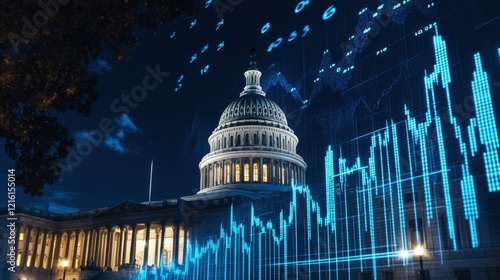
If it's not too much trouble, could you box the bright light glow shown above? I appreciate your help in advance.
[61,259,69,268]
[414,245,424,256]
[399,250,409,258]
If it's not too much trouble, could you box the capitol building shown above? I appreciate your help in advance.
[2,50,500,280]
[0,50,308,280]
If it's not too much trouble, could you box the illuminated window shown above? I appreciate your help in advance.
[27,253,32,267]
[281,167,286,184]
[253,163,259,181]
[19,233,24,241]
[263,164,268,182]
[244,164,250,182]
[16,251,22,266]
[235,164,240,182]
[225,164,230,184]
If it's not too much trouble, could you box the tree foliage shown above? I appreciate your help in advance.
[0,0,196,195]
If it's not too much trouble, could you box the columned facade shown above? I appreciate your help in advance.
[2,202,192,280]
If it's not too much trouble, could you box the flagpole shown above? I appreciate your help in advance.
[149,159,153,203]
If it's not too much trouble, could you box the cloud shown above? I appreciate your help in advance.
[88,58,112,74]
[104,135,127,154]
[73,114,141,154]
[74,130,102,144]
[50,190,78,201]
[103,114,141,154]
[114,113,140,133]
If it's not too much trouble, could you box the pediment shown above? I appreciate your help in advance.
[92,200,154,218]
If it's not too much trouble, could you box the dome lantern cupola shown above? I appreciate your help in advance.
[198,49,306,197]
[241,47,264,97]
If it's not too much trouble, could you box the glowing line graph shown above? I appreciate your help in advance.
[162,28,500,279]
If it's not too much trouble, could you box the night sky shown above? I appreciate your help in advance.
[1,0,499,211]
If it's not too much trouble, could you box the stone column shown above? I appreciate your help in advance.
[117,226,124,267]
[159,223,166,268]
[64,233,71,265]
[230,160,234,183]
[38,230,47,269]
[81,230,89,268]
[129,224,137,265]
[47,233,56,269]
[122,226,129,265]
[30,228,40,268]
[154,228,160,267]
[94,229,101,266]
[239,158,244,182]
[105,226,113,267]
[287,162,291,185]
[221,160,225,184]
[51,232,62,269]
[260,158,263,183]
[21,226,31,267]
[208,164,212,187]
[250,157,254,182]
[182,227,188,265]
[88,229,95,265]
[13,224,21,266]
[33,230,42,268]
[172,224,179,265]
[143,223,151,267]
[72,233,79,268]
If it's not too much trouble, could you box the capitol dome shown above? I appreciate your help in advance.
[217,93,288,129]
[198,49,306,196]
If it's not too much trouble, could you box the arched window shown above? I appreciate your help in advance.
[262,164,268,182]
[244,163,250,182]
[269,136,273,146]
[245,134,250,145]
[254,134,258,145]
[230,135,234,147]
[237,135,241,146]
[235,164,240,182]
[253,163,259,182]
[262,134,266,145]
